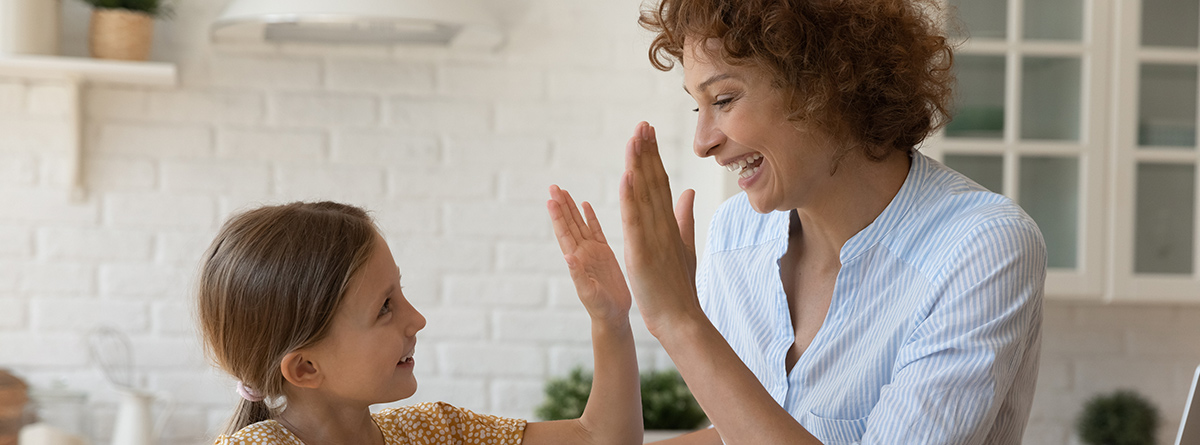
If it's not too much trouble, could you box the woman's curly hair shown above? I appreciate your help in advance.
[640,0,955,160]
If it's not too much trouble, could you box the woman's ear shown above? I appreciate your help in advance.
[280,351,322,389]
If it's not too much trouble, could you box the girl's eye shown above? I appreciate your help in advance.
[379,298,392,317]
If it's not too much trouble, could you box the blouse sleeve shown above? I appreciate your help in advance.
[377,402,526,445]
[860,218,1046,445]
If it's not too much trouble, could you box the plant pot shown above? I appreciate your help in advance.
[88,8,153,61]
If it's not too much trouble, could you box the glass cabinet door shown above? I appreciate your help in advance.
[939,0,1107,299]
[1110,0,1200,301]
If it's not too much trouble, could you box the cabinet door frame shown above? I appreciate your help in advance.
[1109,0,1200,302]
[933,0,1110,300]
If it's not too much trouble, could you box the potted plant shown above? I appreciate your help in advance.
[537,367,708,442]
[1075,389,1160,445]
[78,0,168,61]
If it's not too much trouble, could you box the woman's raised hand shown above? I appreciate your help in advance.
[547,185,632,323]
[620,122,702,337]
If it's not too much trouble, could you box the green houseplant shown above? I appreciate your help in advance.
[78,0,169,60]
[538,367,708,437]
[1075,389,1160,445]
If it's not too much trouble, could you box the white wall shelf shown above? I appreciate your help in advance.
[0,55,177,200]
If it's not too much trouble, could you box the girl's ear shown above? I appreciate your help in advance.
[280,351,322,389]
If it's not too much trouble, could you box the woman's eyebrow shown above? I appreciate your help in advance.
[684,73,734,95]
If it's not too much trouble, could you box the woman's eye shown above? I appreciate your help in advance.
[379,298,392,317]
[693,97,734,113]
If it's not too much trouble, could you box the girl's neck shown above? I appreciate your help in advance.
[794,151,911,265]
[276,393,384,445]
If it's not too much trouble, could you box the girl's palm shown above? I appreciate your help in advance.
[547,185,631,322]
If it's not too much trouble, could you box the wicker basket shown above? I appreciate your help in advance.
[0,370,27,445]
[89,8,154,61]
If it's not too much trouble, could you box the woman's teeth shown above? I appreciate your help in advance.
[725,154,763,179]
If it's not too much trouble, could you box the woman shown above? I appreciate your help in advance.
[606,0,1044,443]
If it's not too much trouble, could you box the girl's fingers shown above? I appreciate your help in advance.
[561,189,591,242]
[547,199,578,255]
[551,185,586,243]
[582,201,607,243]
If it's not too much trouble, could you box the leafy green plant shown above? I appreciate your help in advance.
[78,0,169,17]
[536,367,708,430]
[639,368,707,430]
[1075,389,1160,445]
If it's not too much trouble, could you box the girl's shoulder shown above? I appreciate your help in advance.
[374,401,526,444]
[213,420,302,445]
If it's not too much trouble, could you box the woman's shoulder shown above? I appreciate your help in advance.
[879,155,1045,271]
[213,420,301,445]
[374,402,525,442]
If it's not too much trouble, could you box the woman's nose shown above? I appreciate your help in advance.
[693,115,724,158]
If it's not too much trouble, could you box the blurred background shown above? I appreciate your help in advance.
[0,0,1199,444]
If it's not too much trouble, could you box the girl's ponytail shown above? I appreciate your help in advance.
[224,398,271,435]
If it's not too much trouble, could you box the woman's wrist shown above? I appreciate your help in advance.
[646,303,709,343]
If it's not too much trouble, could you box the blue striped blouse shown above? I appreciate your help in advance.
[696,153,1045,445]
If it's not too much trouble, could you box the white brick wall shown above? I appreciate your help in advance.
[3,2,1180,445]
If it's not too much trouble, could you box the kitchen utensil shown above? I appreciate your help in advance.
[87,327,134,390]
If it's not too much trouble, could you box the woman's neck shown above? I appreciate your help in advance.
[275,392,383,445]
[793,151,911,265]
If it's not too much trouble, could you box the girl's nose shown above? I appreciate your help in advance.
[404,299,426,336]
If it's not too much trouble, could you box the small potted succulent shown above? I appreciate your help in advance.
[538,367,708,442]
[78,0,169,61]
[1075,389,1160,445]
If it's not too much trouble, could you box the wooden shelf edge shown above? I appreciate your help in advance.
[0,55,176,87]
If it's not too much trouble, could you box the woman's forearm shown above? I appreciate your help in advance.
[656,315,822,445]
[580,316,643,444]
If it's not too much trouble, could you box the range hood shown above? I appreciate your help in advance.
[211,0,503,50]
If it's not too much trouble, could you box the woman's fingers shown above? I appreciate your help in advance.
[641,124,675,211]
[674,189,696,256]
[633,122,673,219]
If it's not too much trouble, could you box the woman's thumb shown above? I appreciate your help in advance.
[674,189,696,251]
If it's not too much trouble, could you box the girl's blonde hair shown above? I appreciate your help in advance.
[196,201,378,435]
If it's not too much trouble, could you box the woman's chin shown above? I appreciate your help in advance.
[746,194,776,214]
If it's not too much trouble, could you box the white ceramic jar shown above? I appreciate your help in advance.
[0,0,60,55]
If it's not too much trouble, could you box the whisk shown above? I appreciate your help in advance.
[87,327,135,390]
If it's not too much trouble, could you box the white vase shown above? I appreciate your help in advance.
[0,0,60,55]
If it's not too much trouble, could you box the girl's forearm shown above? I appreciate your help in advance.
[656,315,822,445]
[579,316,643,444]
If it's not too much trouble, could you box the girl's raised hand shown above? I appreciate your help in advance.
[547,185,632,323]
[619,121,701,337]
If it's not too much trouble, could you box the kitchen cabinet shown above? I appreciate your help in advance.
[934,0,1200,302]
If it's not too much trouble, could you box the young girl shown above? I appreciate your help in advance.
[197,192,641,445]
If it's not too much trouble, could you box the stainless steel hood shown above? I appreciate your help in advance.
[211,0,503,49]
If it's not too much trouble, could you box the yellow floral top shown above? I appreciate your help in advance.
[214,402,526,445]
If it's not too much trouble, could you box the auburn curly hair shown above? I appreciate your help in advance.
[640,0,955,160]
